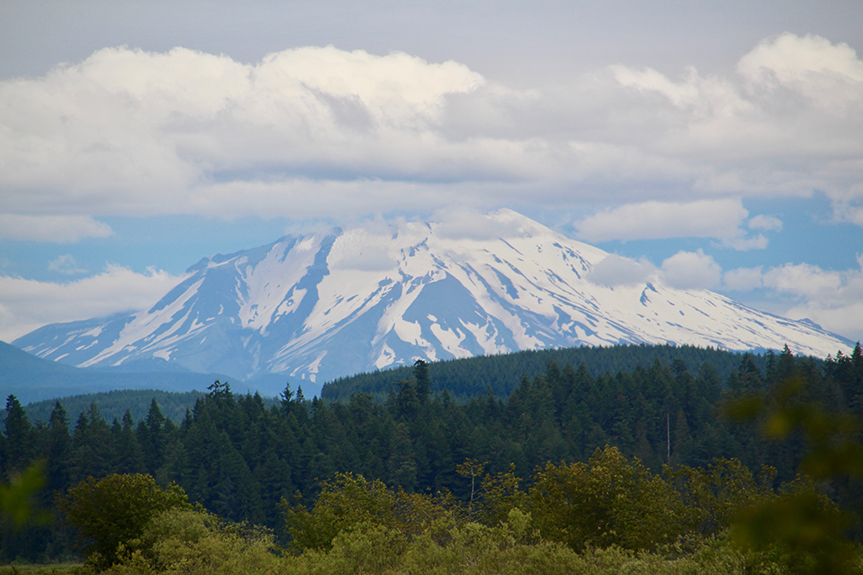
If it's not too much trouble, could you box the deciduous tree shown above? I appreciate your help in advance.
[58,473,190,570]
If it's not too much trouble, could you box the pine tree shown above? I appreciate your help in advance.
[115,410,144,474]
[137,399,167,475]
[46,401,70,493]
[69,403,114,483]
[2,395,33,478]
[391,380,419,421]
[414,359,431,404]
[386,422,417,491]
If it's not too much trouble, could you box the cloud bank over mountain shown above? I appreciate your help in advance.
[1,34,861,233]
[0,23,861,345]
[0,266,185,342]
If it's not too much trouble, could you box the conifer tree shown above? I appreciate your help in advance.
[414,359,431,403]
[3,395,33,478]
[115,410,144,474]
[46,401,70,493]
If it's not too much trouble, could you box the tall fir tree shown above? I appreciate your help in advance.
[3,395,33,478]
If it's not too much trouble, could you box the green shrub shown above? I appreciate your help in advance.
[528,446,687,552]
[56,474,190,571]
[282,472,460,552]
[94,508,280,575]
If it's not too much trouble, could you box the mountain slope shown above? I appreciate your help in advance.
[14,210,852,396]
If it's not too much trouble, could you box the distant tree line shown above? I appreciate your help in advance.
[321,343,774,402]
[1,342,861,564]
[20,390,207,428]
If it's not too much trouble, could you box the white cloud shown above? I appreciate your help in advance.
[327,225,399,272]
[721,256,863,341]
[723,266,764,291]
[762,262,844,297]
[840,208,863,226]
[48,254,87,275]
[611,64,751,116]
[721,234,769,251]
[831,189,863,226]
[605,33,863,210]
[766,258,863,342]
[784,302,863,343]
[0,34,860,223]
[574,200,782,248]
[574,199,747,242]
[587,254,657,287]
[737,33,863,107]
[433,208,526,241]
[0,265,186,342]
[332,250,398,272]
[748,214,783,231]
[661,249,722,290]
[0,215,113,242]
[0,45,487,218]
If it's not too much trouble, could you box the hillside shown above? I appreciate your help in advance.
[21,389,208,425]
[321,343,775,402]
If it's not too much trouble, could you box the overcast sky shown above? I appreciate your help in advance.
[1,0,862,347]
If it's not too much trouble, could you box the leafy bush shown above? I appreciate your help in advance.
[282,472,461,552]
[57,474,190,570]
[528,446,687,552]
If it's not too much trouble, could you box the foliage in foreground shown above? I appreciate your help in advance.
[56,474,190,571]
[29,437,863,575]
[42,362,863,575]
[89,505,755,575]
[5,342,863,572]
[83,495,859,575]
[4,343,862,564]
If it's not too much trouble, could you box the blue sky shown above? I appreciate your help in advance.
[1,0,862,345]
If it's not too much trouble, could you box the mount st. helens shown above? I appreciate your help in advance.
[14,210,851,396]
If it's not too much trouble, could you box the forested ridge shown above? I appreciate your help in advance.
[21,390,208,428]
[321,343,773,402]
[2,342,863,573]
[13,343,767,424]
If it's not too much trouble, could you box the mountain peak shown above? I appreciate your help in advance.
[14,210,852,396]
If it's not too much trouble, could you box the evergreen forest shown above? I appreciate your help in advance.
[321,343,772,402]
[2,342,863,574]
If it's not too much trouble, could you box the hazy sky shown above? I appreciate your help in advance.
[1,0,862,346]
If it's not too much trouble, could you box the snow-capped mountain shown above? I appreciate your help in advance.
[14,210,852,396]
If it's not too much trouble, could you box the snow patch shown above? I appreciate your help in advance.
[297,237,315,251]
[308,351,326,375]
[375,344,396,369]
[430,323,472,358]
[460,319,507,355]
[82,326,103,338]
